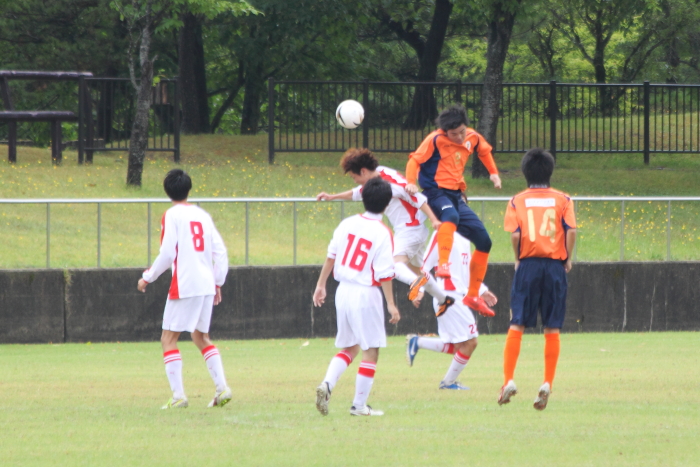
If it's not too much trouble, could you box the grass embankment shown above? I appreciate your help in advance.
[0,134,699,268]
[0,333,697,466]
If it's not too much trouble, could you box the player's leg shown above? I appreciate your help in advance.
[405,334,455,367]
[424,189,459,278]
[161,329,187,408]
[440,338,477,390]
[351,347,383,416]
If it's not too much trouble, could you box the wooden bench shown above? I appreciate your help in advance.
[0,71,93,164]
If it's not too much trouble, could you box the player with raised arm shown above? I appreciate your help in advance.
[317,148,455,316]
[137,169,231,410]
[313,177,400,417]
[406,231,498,390]
[405,104,501,318]
[499,148,577,410]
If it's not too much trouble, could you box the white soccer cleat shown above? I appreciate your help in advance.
[316,382,331,416]
[533,382,551,411]
[208,387,232,408]
[350,405,384,416]
[161,397,189,409]
[498,380,518,406]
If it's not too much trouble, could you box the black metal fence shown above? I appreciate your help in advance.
[267,79,700,164]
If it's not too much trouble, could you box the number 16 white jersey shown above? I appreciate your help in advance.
[327,212,395,287]
[143,203,228,299]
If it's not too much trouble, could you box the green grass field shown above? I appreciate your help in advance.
[0,333,697,466]
[1,134,700,268]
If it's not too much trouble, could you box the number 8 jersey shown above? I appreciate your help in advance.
[504,188,577,261]
[328,212,395,287]
[143,204,228,299]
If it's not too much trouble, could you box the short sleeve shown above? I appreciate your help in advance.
[372,232,395,281]
[327,225,342,259]
[351,185,362,202]
[504,199,519,232]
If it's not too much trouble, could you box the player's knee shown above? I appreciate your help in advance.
[442,209,459,226]
[472,231,492,253]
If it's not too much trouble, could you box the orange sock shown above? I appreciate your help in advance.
[544,333,560,387]
[436,222,457,265]
[503,328,523,385]
[467,250,489,297]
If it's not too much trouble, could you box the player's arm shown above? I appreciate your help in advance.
[419,201,441,230]
[510,231,521,271]
[405,158,420,195]
[565,228,576,273]
[313,257,335,307]
[316,190,353,201]
[474,133,501,189]
[139,213,178,292]
[380,280,400,324]
[211,224,229,305]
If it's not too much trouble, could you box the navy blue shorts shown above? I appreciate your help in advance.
[510,257,567,329]
[423,188,492,253]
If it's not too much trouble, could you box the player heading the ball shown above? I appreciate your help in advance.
[316,148,455,316]
[499,148,577,411]
[405,104,502,319]
[137,169,232,410]
[313,177,399,417]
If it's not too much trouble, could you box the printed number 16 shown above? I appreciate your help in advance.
[341,234,373,271]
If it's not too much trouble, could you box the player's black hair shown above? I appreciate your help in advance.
[361,177,392,214]
[163,169,192,201]
[521,148,555,187]
[341,147,379,174]
[436,104,470,131]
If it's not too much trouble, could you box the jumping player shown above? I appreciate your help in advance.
[313,177,400,417]
[137,169,231,409]
[499,148,577,410]
[317,148,454,315]
[405,104,501,318]
[406,231,497,390]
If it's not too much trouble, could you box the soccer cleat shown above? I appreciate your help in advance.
[407,274,429,301]
[435,263,451,278]
[533,382,551,411]
[161,397,188,409]
[435,296,455,317]
[462,295,495,317]
[350,405,384,416]
[498,380,518,406]
[316,382,331,416]
[406,334,419,367]
[439,381,470,390]
[208,387,232,408]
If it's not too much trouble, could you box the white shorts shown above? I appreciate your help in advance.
[334,282,386,351]
[393,225,429,267]
[433,295,479,343]
[162,295,215,333]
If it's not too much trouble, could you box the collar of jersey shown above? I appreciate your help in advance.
[361,212,383,220]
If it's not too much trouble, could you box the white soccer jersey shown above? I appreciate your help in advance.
[327,212,395,287]
[143,203,228,299]
[351,166,427,231]
[422,232,487,296]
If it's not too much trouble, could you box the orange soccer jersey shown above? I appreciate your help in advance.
[504,188,577,260]
[406,129,498,191]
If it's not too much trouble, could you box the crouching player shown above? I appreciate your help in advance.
[406,231,497,390]
[313,177,400,417]
[499,148,577,410]
[137,169,231,409]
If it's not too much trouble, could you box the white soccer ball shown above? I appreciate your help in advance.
[335,100,364,129]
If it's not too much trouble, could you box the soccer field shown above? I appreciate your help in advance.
[0,333,697,466]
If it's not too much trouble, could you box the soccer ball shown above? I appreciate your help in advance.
[335,100,364,129]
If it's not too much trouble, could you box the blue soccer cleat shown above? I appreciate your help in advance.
[406,334,419,367]
[439,381,470,390]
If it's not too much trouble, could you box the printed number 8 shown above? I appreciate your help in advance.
[190,221,205,251]
[526,208,556,243]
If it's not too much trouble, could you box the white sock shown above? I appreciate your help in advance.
[417,337,455,354]
[201,345,228,392]
[394,261,418,285]
[423,275,447,302]
[442,351,470,384]
[352,361,376,408]
[323,351,353,391]
[163,350,185,399]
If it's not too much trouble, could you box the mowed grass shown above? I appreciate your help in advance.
[0,333,697,466]
[1,134,700,268]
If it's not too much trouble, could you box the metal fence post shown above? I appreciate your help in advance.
[46,203,50,268]
[620,200,625,261]
[268,78,275,164]
[456,79,462,103]
[667,200,671,261]
[362,79,369,149]
[643,81,650,165]
[147,202,152,266]
[549,80,557,159]
[78,76,85,165]
[97,203,101,268]
[173,78,181,163]
[293,201,297,265]
[245,202,249,266]
[573,200,578,261]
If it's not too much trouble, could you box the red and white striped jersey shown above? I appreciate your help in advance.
[352,166,427,231]
[422,232,487,295]
[327,212,395,287]
[143,203,228,299]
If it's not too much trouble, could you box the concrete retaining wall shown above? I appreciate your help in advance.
[1,262,698,343]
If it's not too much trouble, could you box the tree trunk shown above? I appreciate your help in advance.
[240,61,264,135]
[403,0,453,129]
[474,1,520,179]
[178,13,210,134]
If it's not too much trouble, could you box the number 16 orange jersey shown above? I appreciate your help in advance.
[504,188,577,261]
